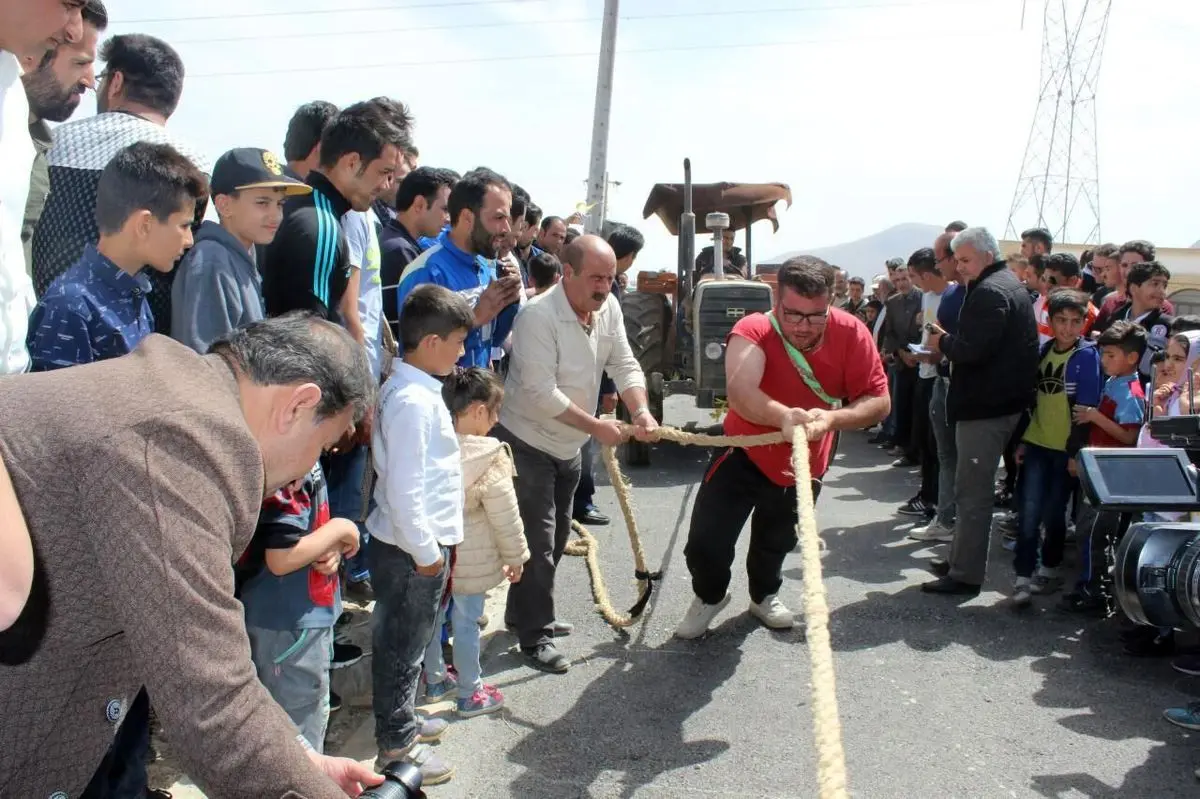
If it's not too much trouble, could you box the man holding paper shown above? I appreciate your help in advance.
[675,256,890,640]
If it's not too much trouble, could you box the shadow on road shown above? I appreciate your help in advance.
[501,616,755,798]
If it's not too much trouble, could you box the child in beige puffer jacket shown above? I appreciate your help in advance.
[424,367,529,719]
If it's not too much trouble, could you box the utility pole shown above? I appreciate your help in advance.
[583,0,619,235]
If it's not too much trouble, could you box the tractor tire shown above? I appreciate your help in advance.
[622,292,673,377]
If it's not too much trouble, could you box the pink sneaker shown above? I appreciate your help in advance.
[456,686,504,718]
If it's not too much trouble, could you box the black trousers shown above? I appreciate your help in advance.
[913,376,937,505]
[81,687,151,797]
[892,364,918,455]
[1001,412,1031,495]
[685,447,821,605]
[572,436,596,517]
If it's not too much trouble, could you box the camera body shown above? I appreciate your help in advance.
[1078,418,1200,630]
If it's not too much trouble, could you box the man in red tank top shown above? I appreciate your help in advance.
[674,256,891,640]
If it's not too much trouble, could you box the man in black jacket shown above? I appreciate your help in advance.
[922,226,1039,595]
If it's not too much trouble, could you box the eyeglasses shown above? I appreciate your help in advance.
[779,308,829,326]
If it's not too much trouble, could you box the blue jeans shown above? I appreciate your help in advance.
[424,593,488,697]
[369,540,450,753]
[325,445,372,582]
[1014,443,1071,578]
[882,361,900,438]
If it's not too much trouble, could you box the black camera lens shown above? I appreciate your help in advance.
[1114,522,1200,629]
[358,761,425,799]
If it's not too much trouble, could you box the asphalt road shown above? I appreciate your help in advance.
[413,395,1200,799]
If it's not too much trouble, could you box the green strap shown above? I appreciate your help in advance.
[767,311,840,407]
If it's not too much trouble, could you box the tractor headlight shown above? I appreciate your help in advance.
[704,342,724,361]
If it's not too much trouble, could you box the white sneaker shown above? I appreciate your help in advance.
[1013,577,1033,607]
[749,594,795,629]
[675,593,731,639]
[908,519,955,543]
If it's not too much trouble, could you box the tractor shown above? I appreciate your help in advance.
[618,159,792,465]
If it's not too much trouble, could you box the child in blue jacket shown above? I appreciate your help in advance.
[1012,290,1104,606]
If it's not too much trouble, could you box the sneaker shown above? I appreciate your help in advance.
[891,456,919,469]
[897,497,933,517]
[376,742,454,785]
[886,446,904,457]
[1012,577,1033,607]
[1173,655,1200,677]
[521,642,570,673]
[332,642,363,669]
[749,594,795,630]
[329,690,342,713]
[1030,567,1063,595]
[425,672,458,701]
[1164,702,1200,732]
[416,713,449,743]
[908,519,955,542]
[457,686,505,718]
[675,593,732,639]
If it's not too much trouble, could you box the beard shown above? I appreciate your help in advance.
[470,215,500,259]
[24,72,83,122]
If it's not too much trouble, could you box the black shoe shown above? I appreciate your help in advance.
[867,433,890,445]
[549,620,574,637]
[929,558,950,577]
[332,642,363,669]
[1119,625,1160,643]
[921,576,981,596]
[1058,589,1107,616]
[522,643,570,673]
[574,507,610,526]
[891,456,919,469]
[1125,630,1176,657]
[329,690,343,713]
[898,497,933,517]
[344,578,375,604]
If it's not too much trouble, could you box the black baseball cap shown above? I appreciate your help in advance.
[210,147,311,198]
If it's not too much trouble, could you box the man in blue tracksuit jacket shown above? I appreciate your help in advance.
[394,169,522,368]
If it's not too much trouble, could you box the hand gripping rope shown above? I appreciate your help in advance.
[564,425,849,798]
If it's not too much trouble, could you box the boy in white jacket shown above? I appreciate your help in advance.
[424,367,530,717]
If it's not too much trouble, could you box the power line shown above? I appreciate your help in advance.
[114,0,543,25]
[189,27,1010,79]
[167,0,988,47]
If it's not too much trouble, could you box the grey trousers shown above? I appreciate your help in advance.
[494,425,582,649]
[928,377,957,527]
[247,625,333,753]
[947,412,1021,585]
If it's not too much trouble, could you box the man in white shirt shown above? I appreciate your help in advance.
[497,235,657,673]
[0,0,85,375]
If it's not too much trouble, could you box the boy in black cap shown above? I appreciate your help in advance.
[171,147,310,354]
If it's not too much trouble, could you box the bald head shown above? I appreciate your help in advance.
[562,234,618,314]
[563,234,617,274]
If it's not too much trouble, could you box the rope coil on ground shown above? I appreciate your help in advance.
[564,424,849,797]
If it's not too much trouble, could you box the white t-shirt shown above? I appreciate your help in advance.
[919,288,944,379]
[343,209,384,379]
[0,51,35,375]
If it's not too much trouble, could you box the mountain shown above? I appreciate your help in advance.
[760,223,945,280]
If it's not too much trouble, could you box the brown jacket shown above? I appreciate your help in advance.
[0,336,344,798]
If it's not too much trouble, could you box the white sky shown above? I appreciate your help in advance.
[92,0,1200,273]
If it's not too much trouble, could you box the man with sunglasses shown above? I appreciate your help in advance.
[675,256,890,640]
